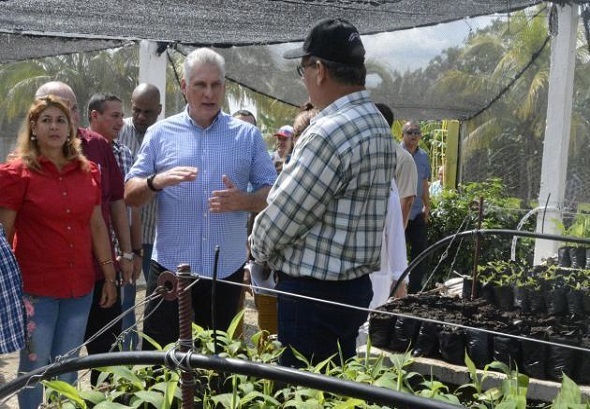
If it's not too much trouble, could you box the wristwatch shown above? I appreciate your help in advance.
[147,174,162,192]
[133,248,144,258]
[122,252,134,262]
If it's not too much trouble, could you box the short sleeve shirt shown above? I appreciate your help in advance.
[0,158,101,297]
[394,143,418,200]
[126,109,277,278]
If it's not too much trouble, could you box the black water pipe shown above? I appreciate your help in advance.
[0,351,462,409]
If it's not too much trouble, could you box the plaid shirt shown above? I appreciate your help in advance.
[111,139,134,255]
[118,118,157,244]
[0,225,25,354]
[251,90,396,281]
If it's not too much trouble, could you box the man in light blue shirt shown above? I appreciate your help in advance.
[400,121,431,293]
[125,48,276,348]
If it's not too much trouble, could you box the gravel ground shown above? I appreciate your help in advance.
[0,283,260,409]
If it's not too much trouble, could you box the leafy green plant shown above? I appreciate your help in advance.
[458,353,529,409]
[478,260,524,287]
[427,178,534,289]
[554,214,590,241]
[41,310,590,409]
[552,373,590,408]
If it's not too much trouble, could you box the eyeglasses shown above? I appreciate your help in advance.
[296,61,316,77]
[405,130,421,136]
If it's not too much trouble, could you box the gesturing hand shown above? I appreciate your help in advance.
[209,175,247,213]
[154,166,198,189]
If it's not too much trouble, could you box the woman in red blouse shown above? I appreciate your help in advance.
[0,96,117,409]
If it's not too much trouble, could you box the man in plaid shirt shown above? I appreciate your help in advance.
[250,18,396,367]
[0,224,25,355]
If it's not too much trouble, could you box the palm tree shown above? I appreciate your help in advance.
[434,6,553,204]
[0,45,138,124]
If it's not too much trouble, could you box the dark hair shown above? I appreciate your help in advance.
[87,93,122,122]
[375,103,394,127]
[315,58,365,87]
[300,101,315,111]
[232,109,257,126]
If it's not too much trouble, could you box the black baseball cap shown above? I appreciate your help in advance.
[283,18,365,65]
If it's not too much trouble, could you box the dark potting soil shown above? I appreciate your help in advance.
[369,294,590,385]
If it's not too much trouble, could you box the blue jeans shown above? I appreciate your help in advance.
[18,292,93,409]
[120,282,138,350]
[276,272,372,368]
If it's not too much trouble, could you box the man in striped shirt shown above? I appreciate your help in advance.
[250,18,396,367]
[118,83,162,282]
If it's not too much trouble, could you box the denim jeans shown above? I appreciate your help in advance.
[276,273,372,368]
[120,282,138,350]
[18,292,93,409]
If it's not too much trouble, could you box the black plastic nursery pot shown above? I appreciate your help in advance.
[543,286,568,316]
[513,286,531,313]
[412,322,442,358]
[464,329,490,369]
[569,246,587,269]
[576,336,590,385]
[461,278,481,301]
[492,333,521,370]
[437,326,465,366]
[389,317,420,352]
[546,334,578,382]
[521,336,547,380]
[368,313,397,348]
[492,285,515,311]
[566,289,585,317]
[370,293,590,385]
[527,287,547,314]
[557,246,573,268]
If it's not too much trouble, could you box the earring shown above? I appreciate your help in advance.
[31,134,37,141]
[66,137,71,142]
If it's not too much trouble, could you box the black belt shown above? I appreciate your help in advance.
[276,270,318,283]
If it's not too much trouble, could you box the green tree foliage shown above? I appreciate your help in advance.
[425,178,534,288]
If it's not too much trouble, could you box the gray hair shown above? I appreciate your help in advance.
[183,48,226,83]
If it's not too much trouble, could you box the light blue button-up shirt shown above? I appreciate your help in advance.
[126,108,276,278]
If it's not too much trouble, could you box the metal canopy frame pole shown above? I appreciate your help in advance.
[534,3,579,264]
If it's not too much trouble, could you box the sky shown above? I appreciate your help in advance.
[362,15,497,72]
[272,14,498,73]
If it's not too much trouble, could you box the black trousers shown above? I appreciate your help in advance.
[405,213,429,293]
[142,261,245,350]
[84,279,122,385]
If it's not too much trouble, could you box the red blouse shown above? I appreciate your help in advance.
[0,157,101,298]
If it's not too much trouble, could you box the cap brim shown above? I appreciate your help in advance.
[283,47,308,60]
